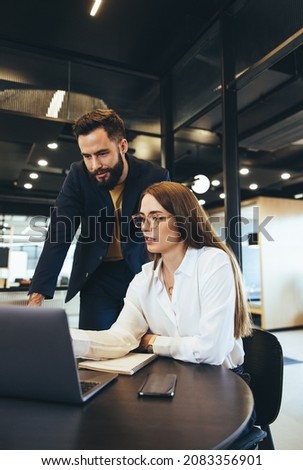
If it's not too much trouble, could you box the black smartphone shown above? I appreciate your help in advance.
[138,373,177,397]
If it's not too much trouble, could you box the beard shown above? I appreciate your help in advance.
[91,152,124,190]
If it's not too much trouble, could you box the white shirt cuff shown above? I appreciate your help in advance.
[70,328,91,358]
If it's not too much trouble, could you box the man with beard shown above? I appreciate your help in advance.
[28,108,170,329]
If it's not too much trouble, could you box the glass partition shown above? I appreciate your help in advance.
[0,214,75,288]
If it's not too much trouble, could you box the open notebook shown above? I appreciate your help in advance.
[79,352,157,375]
[0,306,117,404]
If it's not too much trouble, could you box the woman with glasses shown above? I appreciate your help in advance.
[71,181,252,369]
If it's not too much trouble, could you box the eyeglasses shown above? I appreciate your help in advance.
[132,214,173,229]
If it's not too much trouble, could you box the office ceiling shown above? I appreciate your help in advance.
[1,0,303,235]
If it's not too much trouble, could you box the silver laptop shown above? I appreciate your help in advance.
[0,306,118,404]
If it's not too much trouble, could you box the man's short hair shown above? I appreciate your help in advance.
[73,108,126,143]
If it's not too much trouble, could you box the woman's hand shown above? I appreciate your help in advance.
[139,333,157,352]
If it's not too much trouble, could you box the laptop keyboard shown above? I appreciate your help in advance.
[80,380,100,395]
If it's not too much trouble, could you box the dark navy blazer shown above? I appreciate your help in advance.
[29,155,170,302]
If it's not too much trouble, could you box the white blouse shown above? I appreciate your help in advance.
[71,246,244,368]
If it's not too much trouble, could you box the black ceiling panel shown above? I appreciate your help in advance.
[1,0,303,218]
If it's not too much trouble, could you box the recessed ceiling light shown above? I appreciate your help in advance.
[294,193,303,199]
[281,172,290,180]
[29,172,39,179]
[48,142,58,150]
[38,159,48,167]
[211,179,220,187]
[219,193,225,199]
[24,183,33,189]
[240,168,249,175]
[249,183,258,190]
[198,199,206,206]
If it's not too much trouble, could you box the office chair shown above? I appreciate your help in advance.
[228,327,284,450]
